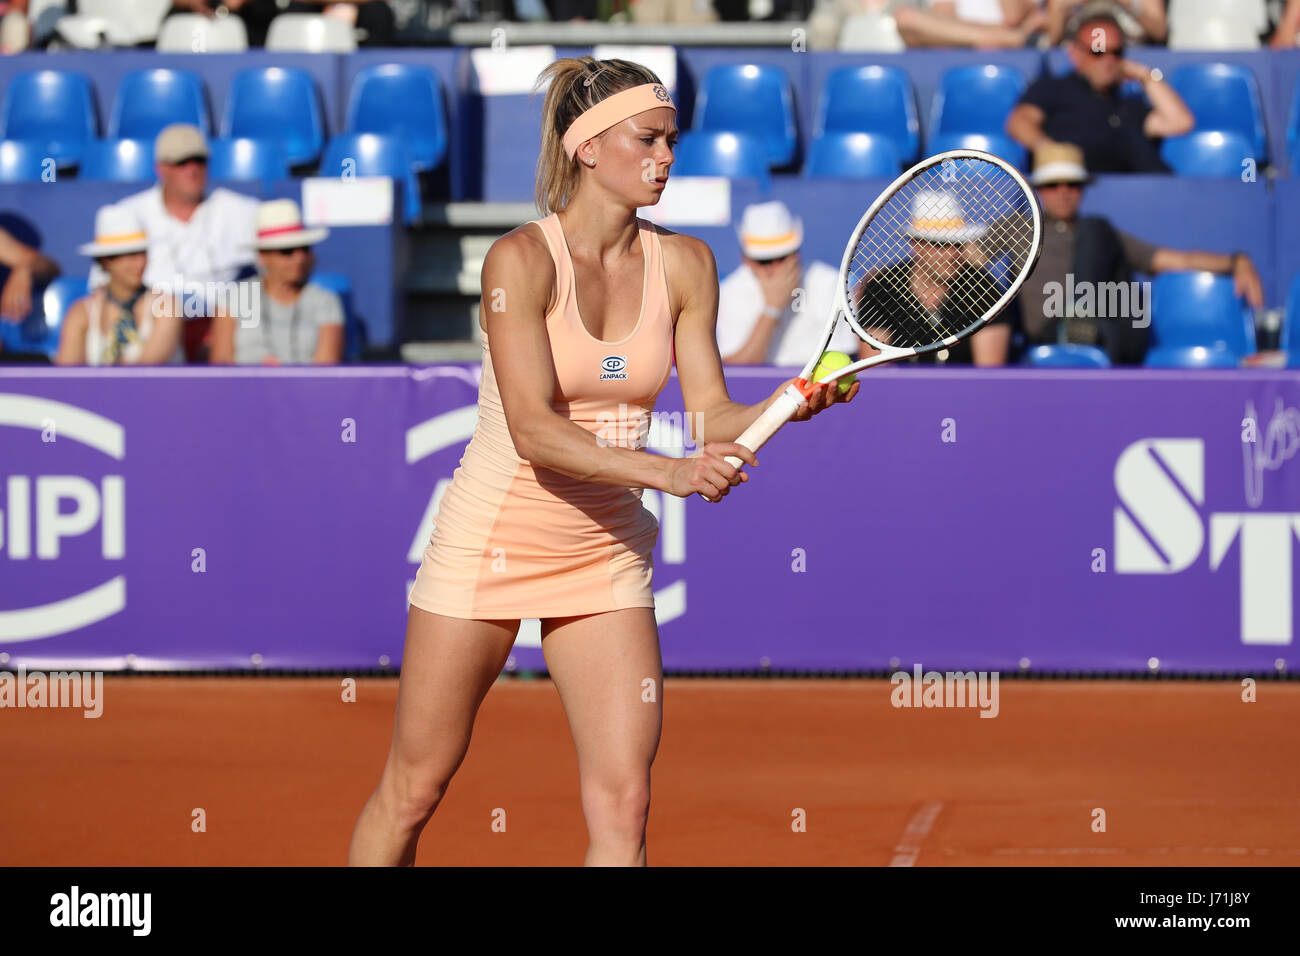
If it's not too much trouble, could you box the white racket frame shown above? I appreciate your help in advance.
[718,148,1043,474]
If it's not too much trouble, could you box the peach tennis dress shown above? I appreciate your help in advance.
[406,213,675,620]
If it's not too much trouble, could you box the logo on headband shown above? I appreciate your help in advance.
[652,85,670,102]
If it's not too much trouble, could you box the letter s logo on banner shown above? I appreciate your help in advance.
[1115,437,1297,646]
[0,395,126,641]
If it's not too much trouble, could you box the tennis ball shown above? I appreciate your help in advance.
[810,350,856,396]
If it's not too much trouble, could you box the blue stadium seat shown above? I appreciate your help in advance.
[671,131,770,189]
[311,270,363,361]
[693,64,798,168]
[1150,272,1255,354]
[1019,344,1112,368]
[806,132,900,178]
[0,139,52,183]
[0,275,85,359]
[78,138,155,183]
[319,133,421,225]
[207,137,288,183]
[928,132,1027,169]
[0,69,97,168]
[344,64,447,172]
[1143,345,1241,368]
[816,65,919,163]
[929,64,1026,140]
[1279,273,1300,361]
[1161,130,1254,177]
[109,68,210,142]
[1167,64,1267,161]
[222,67,324,167]
[41,276,88,356]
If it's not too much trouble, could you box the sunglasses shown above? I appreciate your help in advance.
[1039,181,1084,191]
[269,246,311,256]
[1080,41,1125,58]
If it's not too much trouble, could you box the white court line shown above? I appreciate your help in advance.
[888,801,943,867]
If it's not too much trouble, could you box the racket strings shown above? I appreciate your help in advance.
[847,160,1036,352]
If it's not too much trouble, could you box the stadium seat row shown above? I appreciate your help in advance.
[682,61,1288,178]
[0,64,447,222]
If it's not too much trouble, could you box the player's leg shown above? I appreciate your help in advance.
[347,607,519,866]
[541,607,663,866]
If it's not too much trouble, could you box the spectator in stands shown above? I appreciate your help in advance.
[56,206,184,366]
[1045,0,1166,46]
[1006,11,1192,172]
[1273,0,1300,47]
[895,0,1048,48]
[1001,143,1263,364]
[0,225,59,322]
[92,123,258,362]
[167,0,395,47]
[0,0,30,53]
[851,189,1013,365]
[210,199,344,365]
[715,201,861,365]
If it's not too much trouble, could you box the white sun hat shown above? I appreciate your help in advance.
[737,200,804,260]
[77,204,149,258]
[904,189,987,244]
[251,198,329,251]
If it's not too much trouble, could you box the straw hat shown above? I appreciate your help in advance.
[77,204,148,258]
[737,201,803,260]
[251,199,329,251]
[905,189,986,243]
[1030,142,1090,186]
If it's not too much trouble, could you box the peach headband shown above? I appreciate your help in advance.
[562,83,676,161]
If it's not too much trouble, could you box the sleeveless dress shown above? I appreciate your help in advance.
[83,290,185,366]
[406,214,675,620]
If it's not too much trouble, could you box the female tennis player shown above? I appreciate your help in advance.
[347,56,858,867]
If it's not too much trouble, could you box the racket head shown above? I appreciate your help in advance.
[829,149,1042,366]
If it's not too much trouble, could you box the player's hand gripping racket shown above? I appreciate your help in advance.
[702,149,1042,499]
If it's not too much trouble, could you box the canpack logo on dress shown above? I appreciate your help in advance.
[0,395,126,642]
[1114,437,1295,645]
[600,355,628,381]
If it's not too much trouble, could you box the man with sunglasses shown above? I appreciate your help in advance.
[715,201,863,365]
[1006,11,1192,173]
[1005,142,1263,363]
[91,123,258,361]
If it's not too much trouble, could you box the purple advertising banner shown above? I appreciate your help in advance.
[2,366,1299,674]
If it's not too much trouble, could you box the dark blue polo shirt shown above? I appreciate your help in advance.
[1019,71,1169,173]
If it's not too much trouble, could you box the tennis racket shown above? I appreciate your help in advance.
[710,148,1042,490]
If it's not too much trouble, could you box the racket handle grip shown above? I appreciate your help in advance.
[723,384,806,469]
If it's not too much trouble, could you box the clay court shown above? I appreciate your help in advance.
[2,676,1297,866]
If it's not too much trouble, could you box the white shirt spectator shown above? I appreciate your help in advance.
[925,0,1009,25]
[716,259,860,366]
[89,186,258,301]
